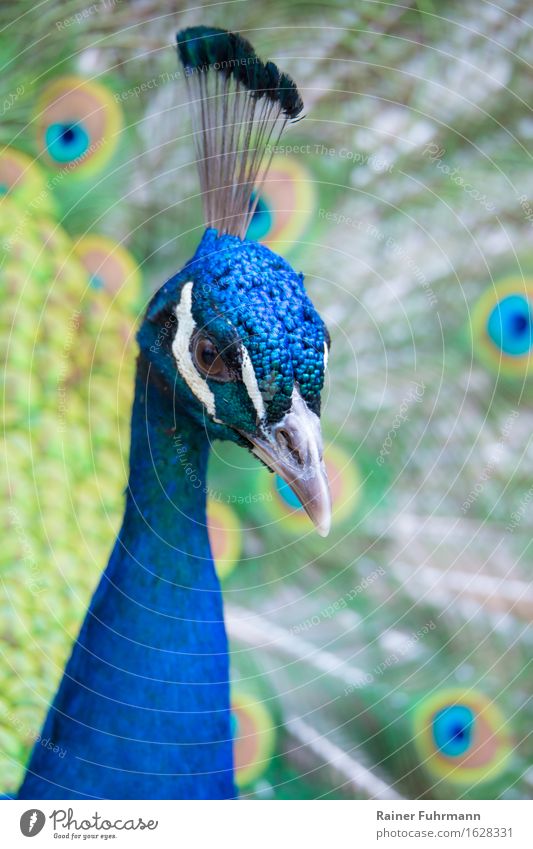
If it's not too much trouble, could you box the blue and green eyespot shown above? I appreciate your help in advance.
[471,279,533,378]
[486,294,532,357]
[37,76,122,176]
[432,704,475,757]
[45,121,90,163]
[247,193,272,243]
[413,688,511,784]
[275,474,303,509]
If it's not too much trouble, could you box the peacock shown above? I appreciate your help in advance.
[2,0,532,802]
[17,25,331,800]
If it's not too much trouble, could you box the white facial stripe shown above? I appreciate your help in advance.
[324,341,329,370]
[240,344,265,423]
[171,281,216,418]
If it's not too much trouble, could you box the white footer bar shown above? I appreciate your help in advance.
[2,799,531,848]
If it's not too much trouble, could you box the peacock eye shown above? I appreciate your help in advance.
[192,336,231,381]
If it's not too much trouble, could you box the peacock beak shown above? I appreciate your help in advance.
[240,389,332,537]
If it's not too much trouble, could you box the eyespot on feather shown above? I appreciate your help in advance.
[73,234,141,315]
[471,278,533,379]
[247,156,316,251]
[412,688,512,784]
[0,147,56,216]
[36,76,122,175]
[207,499,242,581]
[231,692,276,788]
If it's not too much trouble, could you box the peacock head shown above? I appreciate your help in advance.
[138,228,331,536]
[135,26,332,533]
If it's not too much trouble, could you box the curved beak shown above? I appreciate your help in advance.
[240,389,331,537]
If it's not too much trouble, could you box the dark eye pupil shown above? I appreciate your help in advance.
[195,337,227,378]
[61,125,76,143]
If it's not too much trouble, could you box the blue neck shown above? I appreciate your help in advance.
[19,358,235,800]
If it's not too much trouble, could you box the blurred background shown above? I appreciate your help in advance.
[1,0,532,800]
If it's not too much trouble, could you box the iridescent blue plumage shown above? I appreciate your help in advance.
[145,230,327,423]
